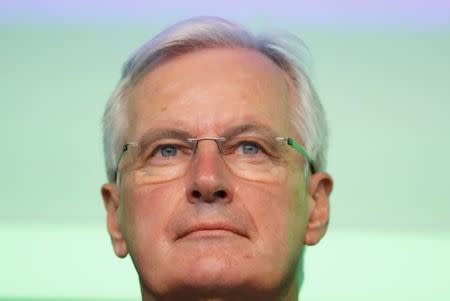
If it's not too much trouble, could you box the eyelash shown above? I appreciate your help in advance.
[151,144,184,157]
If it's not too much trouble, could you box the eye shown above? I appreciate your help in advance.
[238,142,261,155]
[154,144,179,157]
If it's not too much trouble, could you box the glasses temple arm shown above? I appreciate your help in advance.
[114,144,130,182]
[286,138,316,174]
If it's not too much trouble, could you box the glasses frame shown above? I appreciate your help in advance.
[113,136,315,182]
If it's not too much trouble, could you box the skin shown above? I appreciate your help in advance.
[102,48,333,301]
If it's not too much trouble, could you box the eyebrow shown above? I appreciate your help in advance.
[135,128,192,155]
[221,123,280,140]
[134,123,281,146]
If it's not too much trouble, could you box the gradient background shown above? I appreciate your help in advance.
[1,1,450,300]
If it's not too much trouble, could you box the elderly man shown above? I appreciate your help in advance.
[101,16,333,301]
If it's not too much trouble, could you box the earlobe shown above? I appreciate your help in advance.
[101,183,129,258]
[304,172,333,246]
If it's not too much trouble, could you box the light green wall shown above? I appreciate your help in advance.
[1,223,449,300]
[1,23,450,300]
[2,25,449,229]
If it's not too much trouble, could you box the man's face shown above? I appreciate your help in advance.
[102,48,330,300]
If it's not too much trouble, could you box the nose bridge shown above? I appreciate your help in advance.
[190,137,226,172]
[187,137,230,203]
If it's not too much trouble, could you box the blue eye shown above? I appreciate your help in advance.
[159,145,178,157]
[240,142,260,155]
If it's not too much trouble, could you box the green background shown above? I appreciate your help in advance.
[1,2,450,300]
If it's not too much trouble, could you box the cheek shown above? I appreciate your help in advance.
[236,177,307,251]
[119,178,184,253]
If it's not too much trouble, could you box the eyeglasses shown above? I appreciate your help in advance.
[114,128,315,183]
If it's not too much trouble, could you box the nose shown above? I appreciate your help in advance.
[186,139,232,204]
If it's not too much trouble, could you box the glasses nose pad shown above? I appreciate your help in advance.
[187,137,226,154]
[214,137,226,153]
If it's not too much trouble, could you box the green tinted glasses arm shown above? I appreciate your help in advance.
[286,138,316,174]
[114,144,131,182]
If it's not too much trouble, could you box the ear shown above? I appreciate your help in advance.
[101,183,128,258]
[304,172,333,246]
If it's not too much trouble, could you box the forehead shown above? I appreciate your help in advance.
[126,47,293,140]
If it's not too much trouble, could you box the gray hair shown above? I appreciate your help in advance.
[102,16,329,183]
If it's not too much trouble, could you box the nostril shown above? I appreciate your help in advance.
[191,190,201,198]
[214,190,227,198]
[190,189,227,202]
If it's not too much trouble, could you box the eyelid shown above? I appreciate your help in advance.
[239,141,262,154]
[141,139,193,158]
[224,137,273,155]
[150,143,178,156]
